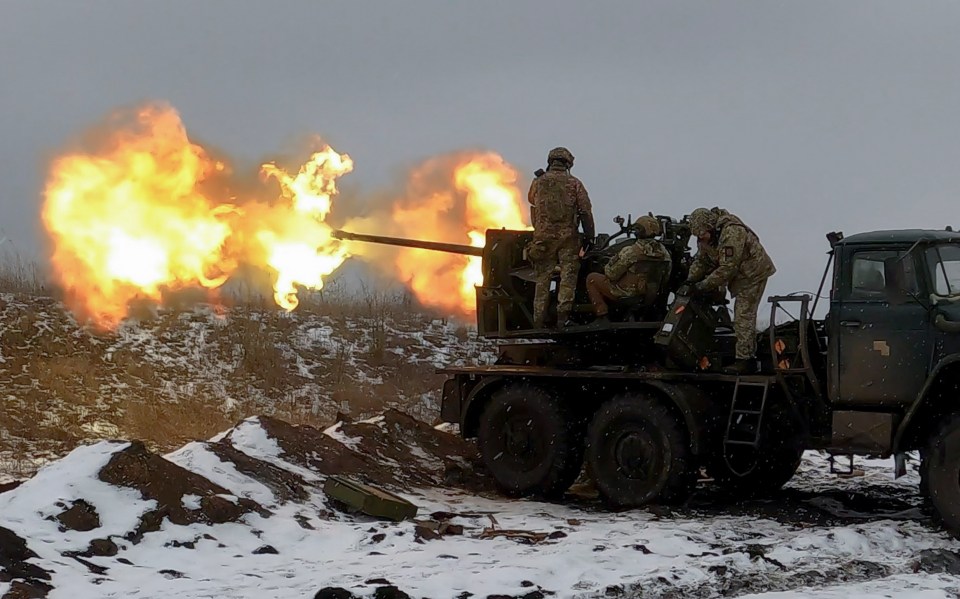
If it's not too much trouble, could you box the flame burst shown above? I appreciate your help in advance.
[258,148,354,309]
[42,103,352,328]
[42,102,529,327]
[346,152,530,318]
[456,157,530,308]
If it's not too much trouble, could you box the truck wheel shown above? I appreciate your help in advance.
[924,415,960,536]
[477,384,583,498]
[586,394,694,507]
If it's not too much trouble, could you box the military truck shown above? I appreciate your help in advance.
[338,221,960,534]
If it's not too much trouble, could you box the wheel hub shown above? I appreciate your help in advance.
[503,417,534,456]
[614,429,659,480]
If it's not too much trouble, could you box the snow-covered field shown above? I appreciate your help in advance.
[3,413,960,599]
[3,293,960,597]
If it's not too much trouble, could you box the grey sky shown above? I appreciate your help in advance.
[3,1,960,303]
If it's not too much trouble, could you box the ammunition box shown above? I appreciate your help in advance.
[323,475,418,521]
[654,296,720,370]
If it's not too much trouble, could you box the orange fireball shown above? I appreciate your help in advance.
[257,148,354,309]
[41,103,354,327]
[41,101,530,327]
[345,152,531,318]
[42,104,238,328]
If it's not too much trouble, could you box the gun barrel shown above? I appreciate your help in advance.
[333,229,484,257]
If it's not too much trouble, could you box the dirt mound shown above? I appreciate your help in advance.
[98,441,268,540]
[0,526,51,599]
[257,410,491,492]
[254,416,397,481]
[339,410,489,491]
[206,439,310,503]
[0,409,495,598]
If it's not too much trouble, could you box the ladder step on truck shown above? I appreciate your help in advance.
[723,378,771,475]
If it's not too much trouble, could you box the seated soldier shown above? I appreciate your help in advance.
[586,215,671,323]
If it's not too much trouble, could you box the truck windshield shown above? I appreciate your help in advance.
[927,244,960,296]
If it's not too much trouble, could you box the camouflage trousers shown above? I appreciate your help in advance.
[531,236,581,327]
[586,272,642,316]
[732,278,768,360]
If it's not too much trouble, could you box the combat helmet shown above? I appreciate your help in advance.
[688,208,719,237]
[547,147,574,167]
[633,215,661,238]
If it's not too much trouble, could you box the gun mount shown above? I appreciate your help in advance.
[335,215,705,341]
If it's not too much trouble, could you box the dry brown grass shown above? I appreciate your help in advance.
[0,242,47,295]
[0,263,481,476]
[120,396,239,452]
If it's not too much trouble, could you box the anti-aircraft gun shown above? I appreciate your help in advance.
[333,214,697,340]
[340,216,960,536]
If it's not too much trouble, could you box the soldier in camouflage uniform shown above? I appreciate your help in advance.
[685,207,776,374]
[586,215,670,322]
[527,147,595,327]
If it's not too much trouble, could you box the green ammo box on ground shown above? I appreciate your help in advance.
[323,475,418,521]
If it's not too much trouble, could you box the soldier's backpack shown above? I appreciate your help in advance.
[537,176,575,228]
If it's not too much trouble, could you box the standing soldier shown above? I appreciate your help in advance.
[527,147,595,328]
[684,207,776,374]
[585,215,671,322]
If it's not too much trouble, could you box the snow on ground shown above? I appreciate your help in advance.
[323,421,364,450]
[2,415,960,599]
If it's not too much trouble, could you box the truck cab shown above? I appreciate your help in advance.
[827,229,960,409]
[761,229,960,534]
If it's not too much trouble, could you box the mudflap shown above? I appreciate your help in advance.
[440,376,463,424]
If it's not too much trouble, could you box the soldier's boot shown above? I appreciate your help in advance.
[723,358,758,375]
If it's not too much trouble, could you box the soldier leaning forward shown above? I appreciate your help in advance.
[586,215,670,322]
[526,146,596,328]
[684,207,776,374]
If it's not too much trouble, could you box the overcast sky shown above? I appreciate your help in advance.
[3,1,960,302]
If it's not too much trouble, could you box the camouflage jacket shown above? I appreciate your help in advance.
[604,238,671,296]
[527,165,595,241]
[689,211,776,295]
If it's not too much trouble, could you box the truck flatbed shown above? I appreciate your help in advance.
[488,320,664,339]
[438,364,773,385]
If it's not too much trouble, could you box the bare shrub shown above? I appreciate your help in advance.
[120,394,241,452]
[220,312,290,391]
[0,239,47,295]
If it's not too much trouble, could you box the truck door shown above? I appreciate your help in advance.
[836,247,931,405]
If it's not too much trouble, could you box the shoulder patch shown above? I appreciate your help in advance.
[723,246,734,258]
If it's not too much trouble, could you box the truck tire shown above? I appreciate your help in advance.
[923,415,960,536]
[477,383,583,498]
[586,393,694,507]
[706,403,803,496]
